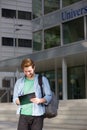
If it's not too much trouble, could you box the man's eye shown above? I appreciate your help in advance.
[25,71,31,73]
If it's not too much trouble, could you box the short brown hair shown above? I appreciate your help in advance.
[21,58,35,70]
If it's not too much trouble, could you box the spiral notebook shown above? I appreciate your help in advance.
[19,92,35,105]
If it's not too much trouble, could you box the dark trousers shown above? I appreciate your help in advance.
[17,114,44,130]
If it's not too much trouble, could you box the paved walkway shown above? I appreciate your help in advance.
[0,116,59,130]
[0,121,17,130]
[0,120,54,130]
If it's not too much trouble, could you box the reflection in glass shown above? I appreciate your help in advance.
[67,66,85,99]
[33,31,42,51]
[62,0,81,7]
[44,0,60,14]
[44,26,60,49]
[41,71,56,93]
[32,0,42,19]
[63,17,84,44]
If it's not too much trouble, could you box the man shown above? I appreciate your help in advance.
[13,58,52,130]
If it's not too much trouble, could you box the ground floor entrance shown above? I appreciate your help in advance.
[40,65,85,100]
[0,42,87,101]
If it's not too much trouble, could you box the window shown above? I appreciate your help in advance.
[32,0,42,19]
[18,11,31,20]
[33,31,42,51]
[44,0,60,14]
[67,66,85,99]
[2,8,16,18]
[39,70,56,94]
[2,78,10,88]
[63,17,84,44]
[18,39,32,48]
[62,0,81,7]
[44,26,60,49]
[2,8,31,20]
[2,37,32,48]
[2,37,13,46]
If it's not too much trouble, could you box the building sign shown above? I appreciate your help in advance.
[62,6,87,22]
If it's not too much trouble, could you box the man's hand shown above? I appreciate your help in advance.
[16,98,20,105]
[30,98,46,104]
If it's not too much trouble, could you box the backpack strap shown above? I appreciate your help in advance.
[38,74,44,97]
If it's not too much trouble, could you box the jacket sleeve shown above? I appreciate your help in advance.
[13,78,24,104]
[42,76,52,105]
[13,80,19,104]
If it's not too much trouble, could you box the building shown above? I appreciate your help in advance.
[0,0,87,102]
[0,0,32,102]
[0,0,32,59]
[32,0,87,100]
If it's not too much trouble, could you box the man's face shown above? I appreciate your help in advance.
[24,66,35,79]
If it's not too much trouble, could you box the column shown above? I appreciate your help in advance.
[62,58,67,100]
[55,62,58,99]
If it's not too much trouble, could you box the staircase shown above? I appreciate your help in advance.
[0,103,19,130]
[43,99,87,130]
[0,88,11,102]
[0,99,87,130]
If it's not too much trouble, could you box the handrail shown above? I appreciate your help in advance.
[0,88,11,102]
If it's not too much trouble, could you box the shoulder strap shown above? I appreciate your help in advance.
[38,74,44,97]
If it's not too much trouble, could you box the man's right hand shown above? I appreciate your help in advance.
[16,98,20,105]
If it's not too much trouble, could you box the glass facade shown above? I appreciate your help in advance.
[40,65,85,100]
[62,0,81,7]
[32,0,86,100]
[63,17,84,44]
[32,0,60,19]
[33,26,60,51]
[44,0,60,14]
[32,0,82,19]
[45,71,55,93]
[39,71,56,93]
[67,66,85,99]
[32,0,42,19]
[44,26,60,49]
[32,1,85,51]
[33,16,85,50]
[33,31,42,51]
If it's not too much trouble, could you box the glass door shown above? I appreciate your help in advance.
[67,66,85,99]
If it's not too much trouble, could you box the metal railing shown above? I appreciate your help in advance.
[0,88,12,102]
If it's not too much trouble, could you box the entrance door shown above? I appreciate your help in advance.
[67,66,85,99]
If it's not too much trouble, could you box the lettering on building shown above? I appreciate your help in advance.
[62,6,87,21]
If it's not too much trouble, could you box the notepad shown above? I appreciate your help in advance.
[19,92,35,105]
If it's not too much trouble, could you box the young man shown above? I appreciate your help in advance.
[13,58,52,130]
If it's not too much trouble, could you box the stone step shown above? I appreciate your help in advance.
[0,114,19,122]
[59,99,87,106]
[58,109,87,114]
[43,129,85,130]
[0,121,17,130]
[0,103,18,122]
[0,103,17,110]
[0,100,87,130]
[43,99,87,130]
[44,117,87,125]
[44,121,87,129]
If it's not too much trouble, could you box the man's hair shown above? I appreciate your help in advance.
[21,58,35,70]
